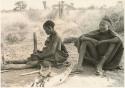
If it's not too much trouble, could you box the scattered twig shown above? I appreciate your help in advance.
[20,70,39,76]
[1,70,9,73]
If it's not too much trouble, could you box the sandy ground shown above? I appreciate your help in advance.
[1,44,124,87]
[1,7,124,87]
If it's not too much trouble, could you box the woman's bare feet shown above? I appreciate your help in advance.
[95,65,104,75]
[72,65,84,74]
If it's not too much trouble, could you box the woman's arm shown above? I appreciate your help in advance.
[99,37,121,44]
[80,36,99,46]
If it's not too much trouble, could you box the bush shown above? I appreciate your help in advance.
[3,21,29,44]
[26,9,42,21]
[6,33,19,44]
[114,16,124,33]
[46,8,58,20]
[110,12,124,33]
[13,22,27,29]
[6,32,26,44]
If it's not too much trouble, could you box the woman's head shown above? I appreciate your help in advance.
[99,16,112,32]
[43,20,55,35]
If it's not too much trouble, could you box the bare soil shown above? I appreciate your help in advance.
[1,44,124,87]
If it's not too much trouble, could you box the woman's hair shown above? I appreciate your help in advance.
[43,20,55,28]
[100,16,114,30]
[102,16,112,25]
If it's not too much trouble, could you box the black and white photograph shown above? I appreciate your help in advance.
[1,0,124,87]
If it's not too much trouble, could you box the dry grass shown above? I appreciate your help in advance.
[1,5,124,60]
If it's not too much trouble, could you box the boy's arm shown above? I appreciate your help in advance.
[61,43,68,53]
[36,37,58,59]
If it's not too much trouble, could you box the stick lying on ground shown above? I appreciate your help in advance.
[1,64,34,70]
[30,62,75,87]
[54,62,74,84]
[43,62,74,87]
[20,70,39,76]
[1,70,9,73]
[5,60,28,64]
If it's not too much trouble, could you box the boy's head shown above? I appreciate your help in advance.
[43,20,55,35]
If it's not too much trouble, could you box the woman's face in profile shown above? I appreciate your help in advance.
[99,21,109,32]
